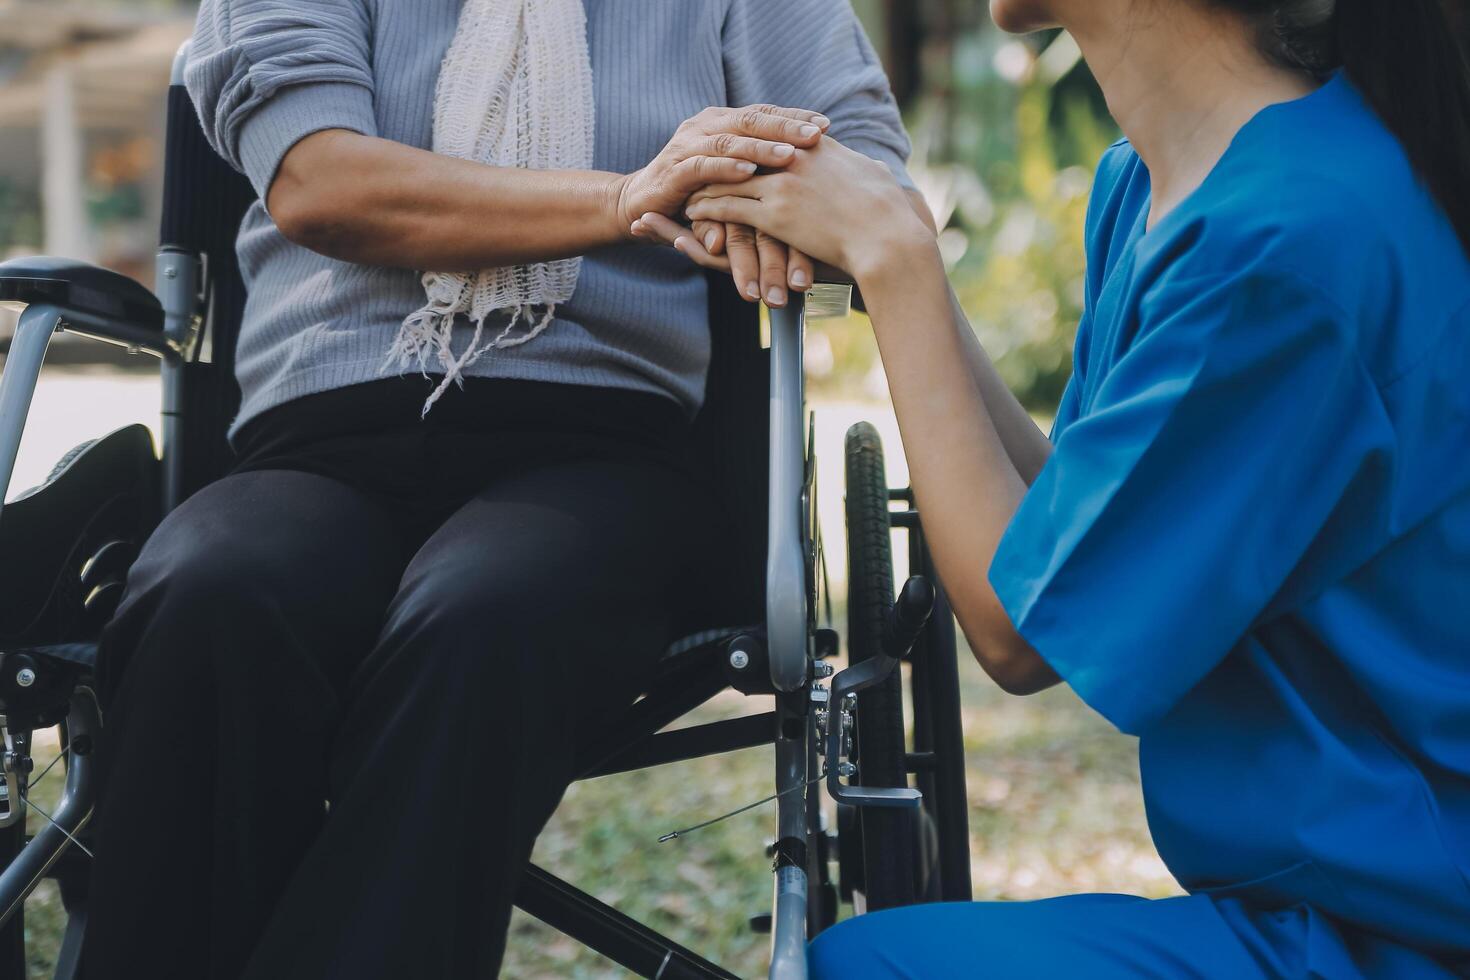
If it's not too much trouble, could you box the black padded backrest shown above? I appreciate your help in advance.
[685,280,769,631]
[158,84,771,627]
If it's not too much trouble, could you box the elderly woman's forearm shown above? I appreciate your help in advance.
[268,129,628,269]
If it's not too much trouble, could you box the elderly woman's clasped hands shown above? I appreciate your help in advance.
[622,103,925,308]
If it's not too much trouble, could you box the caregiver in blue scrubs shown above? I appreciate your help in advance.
[637,0,1470,975]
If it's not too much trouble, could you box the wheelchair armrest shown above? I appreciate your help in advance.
[766,299,810,691]
[0,256,166,356]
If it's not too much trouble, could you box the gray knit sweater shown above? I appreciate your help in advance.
[185,0,912,439]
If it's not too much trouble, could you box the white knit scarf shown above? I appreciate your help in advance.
[384,0,596,413]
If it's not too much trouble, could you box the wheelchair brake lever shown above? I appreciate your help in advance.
[823,578,935,809]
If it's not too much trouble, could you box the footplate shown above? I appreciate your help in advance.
[823,577,934,808]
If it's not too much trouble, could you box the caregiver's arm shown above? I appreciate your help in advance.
[773,222,1058,688]
[685,143,1057,693]
[862,246,1059,693]
[945,287,1055,486]
[266,107,824,270]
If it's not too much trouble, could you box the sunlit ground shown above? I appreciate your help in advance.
[12,365,1178,979]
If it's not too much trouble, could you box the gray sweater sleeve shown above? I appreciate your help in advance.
[184,0,379,201]
[722,0,913,187]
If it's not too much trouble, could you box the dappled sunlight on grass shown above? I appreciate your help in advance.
[956,670,1179,902]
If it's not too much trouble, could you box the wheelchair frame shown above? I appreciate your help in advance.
[0,43,972,979]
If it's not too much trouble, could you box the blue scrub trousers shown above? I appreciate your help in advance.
[807,895,1461,979]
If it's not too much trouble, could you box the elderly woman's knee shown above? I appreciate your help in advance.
[119,546,266,641]
[381,574,566,663]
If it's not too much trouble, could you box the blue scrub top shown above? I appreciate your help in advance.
[989,75,1470,958]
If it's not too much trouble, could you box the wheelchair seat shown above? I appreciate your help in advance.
[0,257,164,332]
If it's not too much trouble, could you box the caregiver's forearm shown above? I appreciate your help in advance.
[862,190,1049,484]
[947,288,1054,485]
[856,241,1059,695]
[268,129,628,269]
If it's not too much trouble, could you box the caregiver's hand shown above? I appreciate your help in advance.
[679,136,929,286]
[651,218,816,308]
[609,105,830,233]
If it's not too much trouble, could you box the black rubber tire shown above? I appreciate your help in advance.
[844,422,919,911]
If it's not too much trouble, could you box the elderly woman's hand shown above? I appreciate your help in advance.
[691,221,816,308]
[650,136,930,289]
[611,105,829,235]
[639,214,831,306]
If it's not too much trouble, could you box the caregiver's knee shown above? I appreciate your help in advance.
[809,914,898,979]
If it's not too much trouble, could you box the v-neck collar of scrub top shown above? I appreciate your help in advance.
[1077,74,1354,419]
[1139,74,1348,240]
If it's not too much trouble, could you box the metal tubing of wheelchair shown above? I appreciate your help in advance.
[803,713,829,940]
[768,694,810,980]
[765,299,809,693]
[160,359,187,514]
[51,901,86,980]
[579,712,777,780]
[0,304,61,516]
[515,864,739,980]
[157,246,202,514]
[766,294,813,978]
[0,688,100,928]
[573,649,730,779]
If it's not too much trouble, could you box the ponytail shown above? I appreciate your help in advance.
[1333,0,1470,255]
[1226,0,1470,255]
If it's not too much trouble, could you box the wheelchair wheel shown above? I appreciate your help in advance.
[844,422,919,911]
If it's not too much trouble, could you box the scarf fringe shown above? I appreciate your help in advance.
[382,0,593,418]
[383,300,559,416]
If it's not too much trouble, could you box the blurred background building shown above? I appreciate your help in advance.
[0,0,192,350]
[0,1,192,270]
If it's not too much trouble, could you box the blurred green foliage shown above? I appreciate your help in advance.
[820,13,1120,414]
[86,185,144,228]
[923,27,1118,411]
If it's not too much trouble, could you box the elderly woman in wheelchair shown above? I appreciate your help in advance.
[0,0,935,977]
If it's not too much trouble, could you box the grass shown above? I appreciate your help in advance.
[20,633,1179,979]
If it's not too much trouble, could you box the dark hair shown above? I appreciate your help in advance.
[1224,0,1470,255]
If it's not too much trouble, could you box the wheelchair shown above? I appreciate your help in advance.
[0,44,971,980]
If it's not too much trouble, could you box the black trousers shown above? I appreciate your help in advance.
[81,377,706,979]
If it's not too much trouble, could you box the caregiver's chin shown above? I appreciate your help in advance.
[988,0,1060,34]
